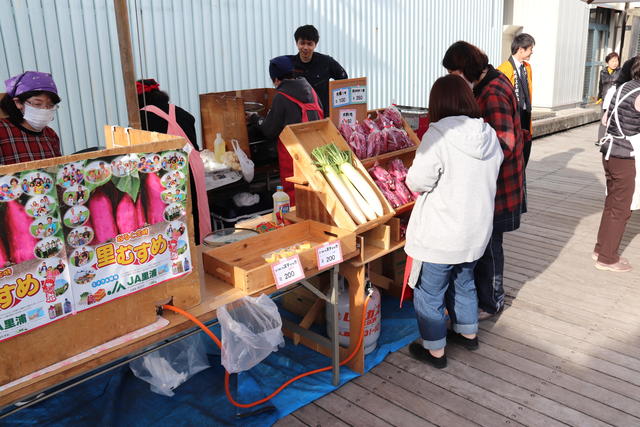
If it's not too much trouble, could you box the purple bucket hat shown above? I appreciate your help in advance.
[4,71,58,97]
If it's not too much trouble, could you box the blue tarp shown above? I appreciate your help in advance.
[2,296,418,426]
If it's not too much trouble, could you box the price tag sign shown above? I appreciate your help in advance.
[350,86,367,104]
[338,109,357,126]
[332,88,350,107]
[271,255,305,289]
[316,241,343,270]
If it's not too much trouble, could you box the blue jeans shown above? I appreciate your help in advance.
[474,231,505,314]
[413,261,479,350]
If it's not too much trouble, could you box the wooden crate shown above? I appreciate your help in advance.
[202,220,356,293]
[280,119,395,233]
[199,88,276,156]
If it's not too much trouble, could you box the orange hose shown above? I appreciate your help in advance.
[162,293,371,408]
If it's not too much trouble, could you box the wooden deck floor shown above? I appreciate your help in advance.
[276,123,640,427]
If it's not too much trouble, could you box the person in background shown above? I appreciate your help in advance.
[0,71,61,165]
[593,56,640,272]
[290,24,348,118]
[599,52,621,104]
[443,41,526,321]
[597,52,621,141]
[404,75,503,368]
[249,56,323,204]
[136,79,211,243]
[498,33,535,166]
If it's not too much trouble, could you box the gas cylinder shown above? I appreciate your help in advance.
[327,279,381,355]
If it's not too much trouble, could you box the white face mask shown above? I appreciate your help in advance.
[23,104,56,131]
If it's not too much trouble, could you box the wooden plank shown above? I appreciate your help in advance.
[335,382,436,427]
[291,402,350,427]
[354,372,479,427]
[443,344,640,425]
[273,414,309,427]
[475,331,640,417]
[113,0,140,129]
[314,392,390,427]
[371,362,522,427]
[385,351,567,427]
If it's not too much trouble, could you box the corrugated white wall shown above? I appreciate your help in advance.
[510,0,590,109]
[2,0,502,154]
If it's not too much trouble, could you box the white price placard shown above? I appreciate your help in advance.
[338,109,357,125]
[332,88,350,107]
[271,255,305,289]
[316,241,343,270]
[350,86,367,104]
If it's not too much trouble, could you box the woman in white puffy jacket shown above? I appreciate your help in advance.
[405,74,503,368]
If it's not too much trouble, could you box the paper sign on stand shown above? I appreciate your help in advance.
[338,109,357,126]
[271,255,305,289]
[316,241,343,270]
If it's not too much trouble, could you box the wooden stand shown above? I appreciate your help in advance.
[0,131,201,405]
[199,88,276,156]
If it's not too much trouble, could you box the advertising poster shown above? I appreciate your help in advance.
[0,149,192,342]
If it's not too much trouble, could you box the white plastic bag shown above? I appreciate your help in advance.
[232,139,254,183]
[129,334,210,397]
[218,294,284,374]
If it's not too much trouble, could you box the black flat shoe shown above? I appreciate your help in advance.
[447,330,479,350]
[409,342,447,369]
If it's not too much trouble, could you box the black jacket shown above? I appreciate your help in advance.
[602,79,640,159]
[598,67,620,100]
[255,78,323,140]
[139,103,199,150]
[291,52,348,117]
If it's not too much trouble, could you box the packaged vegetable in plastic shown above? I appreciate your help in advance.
[373,178,402,207]
[382,105,404,128]
[218,294,284,374]
[385,127,413,152]
[393,180,414,205]
[366,130,385,158]
[129,334,210,397]
[360,118,379,136]
[338,121,355,141]
[388,158,408,181]
[348,130,367,159]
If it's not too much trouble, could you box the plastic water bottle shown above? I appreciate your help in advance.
[272,185,290,225]
[214,133,226,163]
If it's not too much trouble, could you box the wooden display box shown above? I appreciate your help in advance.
[280,119,395,233]
[199,88,276,156]
[0,135,201,388]
[202,220,356,293]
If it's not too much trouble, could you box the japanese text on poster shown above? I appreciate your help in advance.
[0,149,193,341]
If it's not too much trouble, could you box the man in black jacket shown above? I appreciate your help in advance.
[290,25,348,118]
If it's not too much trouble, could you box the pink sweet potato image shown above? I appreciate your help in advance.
[5,201,37,264]
[134,194,146,229]
[144,173,165,225]
[116,193,137,234]
[89,189,118,244]
[0,238,8,268]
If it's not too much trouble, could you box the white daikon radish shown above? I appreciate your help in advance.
[340,173,377,221]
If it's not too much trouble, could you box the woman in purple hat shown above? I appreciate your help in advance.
[0,71,62,165]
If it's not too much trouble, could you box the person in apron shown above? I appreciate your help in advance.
[248,56,324,204]
[594,57,640,272]
[137,79,211,244]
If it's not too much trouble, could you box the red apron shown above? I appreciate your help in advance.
[140,104,212,243]
[276,90,324,204]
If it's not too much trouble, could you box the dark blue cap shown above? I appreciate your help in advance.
[269,56,294,81]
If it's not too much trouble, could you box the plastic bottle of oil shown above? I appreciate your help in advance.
[272,185,290,225]
[214,133,226,163]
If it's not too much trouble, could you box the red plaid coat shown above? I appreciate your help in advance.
[0,118,61,165]
[475,68,525,216]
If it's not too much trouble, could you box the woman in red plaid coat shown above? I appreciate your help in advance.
[443,41,526,320]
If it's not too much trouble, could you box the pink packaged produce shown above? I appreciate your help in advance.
[338,121,354,141]
[366,130,387,158]
[381,106,404,128]
[348,130,367,159]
